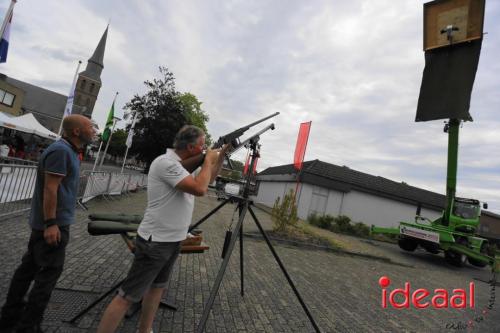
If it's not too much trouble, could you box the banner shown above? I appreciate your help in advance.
[102,97,116,141]
[63,61,82,117]
[293,121,311,171]
[125,112,138,148]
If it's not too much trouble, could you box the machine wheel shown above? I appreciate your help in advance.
[398,237,418,252]
[423,245,440,254]
[444,237,468,267]
[468,241,489,268]
[421,241,440,254]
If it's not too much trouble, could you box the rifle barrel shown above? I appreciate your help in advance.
[243,112,280,130]
[230,123,275,154]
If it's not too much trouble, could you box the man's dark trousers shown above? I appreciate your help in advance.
[0,226,69,331]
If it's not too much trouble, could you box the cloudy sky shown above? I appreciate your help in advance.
[1,0,499,213]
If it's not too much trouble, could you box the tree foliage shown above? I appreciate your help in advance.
[124,67,210,170]
[106,129,127,158]
[178,92,212,145]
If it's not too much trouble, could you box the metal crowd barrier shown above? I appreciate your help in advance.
[0,163,38,218]
[0,162,148,220]
[79,171,148,204]
[0,156,38,166]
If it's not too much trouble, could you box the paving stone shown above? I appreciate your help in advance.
[0,191,499,332]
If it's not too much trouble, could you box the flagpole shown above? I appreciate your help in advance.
[120,145,129,174]
[99,117,118,170]
[0,0,16,39]
[58,60,82,135]
[92,140,103,172]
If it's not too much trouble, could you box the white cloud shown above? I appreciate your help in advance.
[2,0,499,212]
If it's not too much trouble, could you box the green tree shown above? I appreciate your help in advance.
[106,129,127,159]
[178,92,212,145]
[124,67,209,171]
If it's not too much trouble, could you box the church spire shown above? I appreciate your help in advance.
[81,25,108,82]
[73,25,108,118]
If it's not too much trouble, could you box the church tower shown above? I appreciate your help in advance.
[73,25,108,118]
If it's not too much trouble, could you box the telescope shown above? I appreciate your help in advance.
[181,112,279,172]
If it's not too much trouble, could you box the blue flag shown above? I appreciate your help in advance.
[0,1,16,63]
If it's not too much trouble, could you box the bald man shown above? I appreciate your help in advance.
[0,115,96,333]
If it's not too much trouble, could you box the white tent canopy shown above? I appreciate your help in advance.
[0,112,59,140]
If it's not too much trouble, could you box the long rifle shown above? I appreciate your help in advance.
[181,112,279,172]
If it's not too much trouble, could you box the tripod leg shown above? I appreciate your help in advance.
[65,278,125,324]
[196,201,248,333]
[248,206,322,333]
[240,215,244,297]
[188,197,231,232]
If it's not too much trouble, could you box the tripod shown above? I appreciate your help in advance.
[189,135,322,333]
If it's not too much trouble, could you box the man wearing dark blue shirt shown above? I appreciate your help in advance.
[0,115,96,333]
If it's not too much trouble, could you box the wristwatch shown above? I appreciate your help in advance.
[44,218,57,229]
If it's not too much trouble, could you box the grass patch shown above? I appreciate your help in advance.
[267,223,341,249]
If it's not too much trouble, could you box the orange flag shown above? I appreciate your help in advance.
[294,121,311,170]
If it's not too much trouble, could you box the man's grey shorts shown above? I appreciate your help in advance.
[118,235,180,303]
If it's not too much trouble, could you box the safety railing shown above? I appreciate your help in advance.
[79,171,148,204]
[0,156,38,166]
[0,163,38,218]
[0,162,148,220]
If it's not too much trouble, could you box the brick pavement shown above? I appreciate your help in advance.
[0,191,499,332]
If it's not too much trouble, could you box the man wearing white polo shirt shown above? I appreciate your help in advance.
[97,125,226,333]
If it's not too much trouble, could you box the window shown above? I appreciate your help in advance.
[453,201,478,219]
[80,79,86,90]
[89,83,95,93]
[0,88,15,107]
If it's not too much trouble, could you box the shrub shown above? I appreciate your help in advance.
[308,213,334,230]
[271,189,298,232]
[333,215,352,233]
[307,213,373,239]
[352,222,371,237]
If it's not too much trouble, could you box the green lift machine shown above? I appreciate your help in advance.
[371,118,498,269]
[371,0,499,271]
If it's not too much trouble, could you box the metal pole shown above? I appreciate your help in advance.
[99,118,117,171]
[92,141,103,172]
[120,146,129,174]
[239,215,244,296]
[443,118,460,225]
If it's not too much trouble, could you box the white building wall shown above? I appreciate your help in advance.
[255,180,442,228]
[255,182,289,207]
[340,190,441,228]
